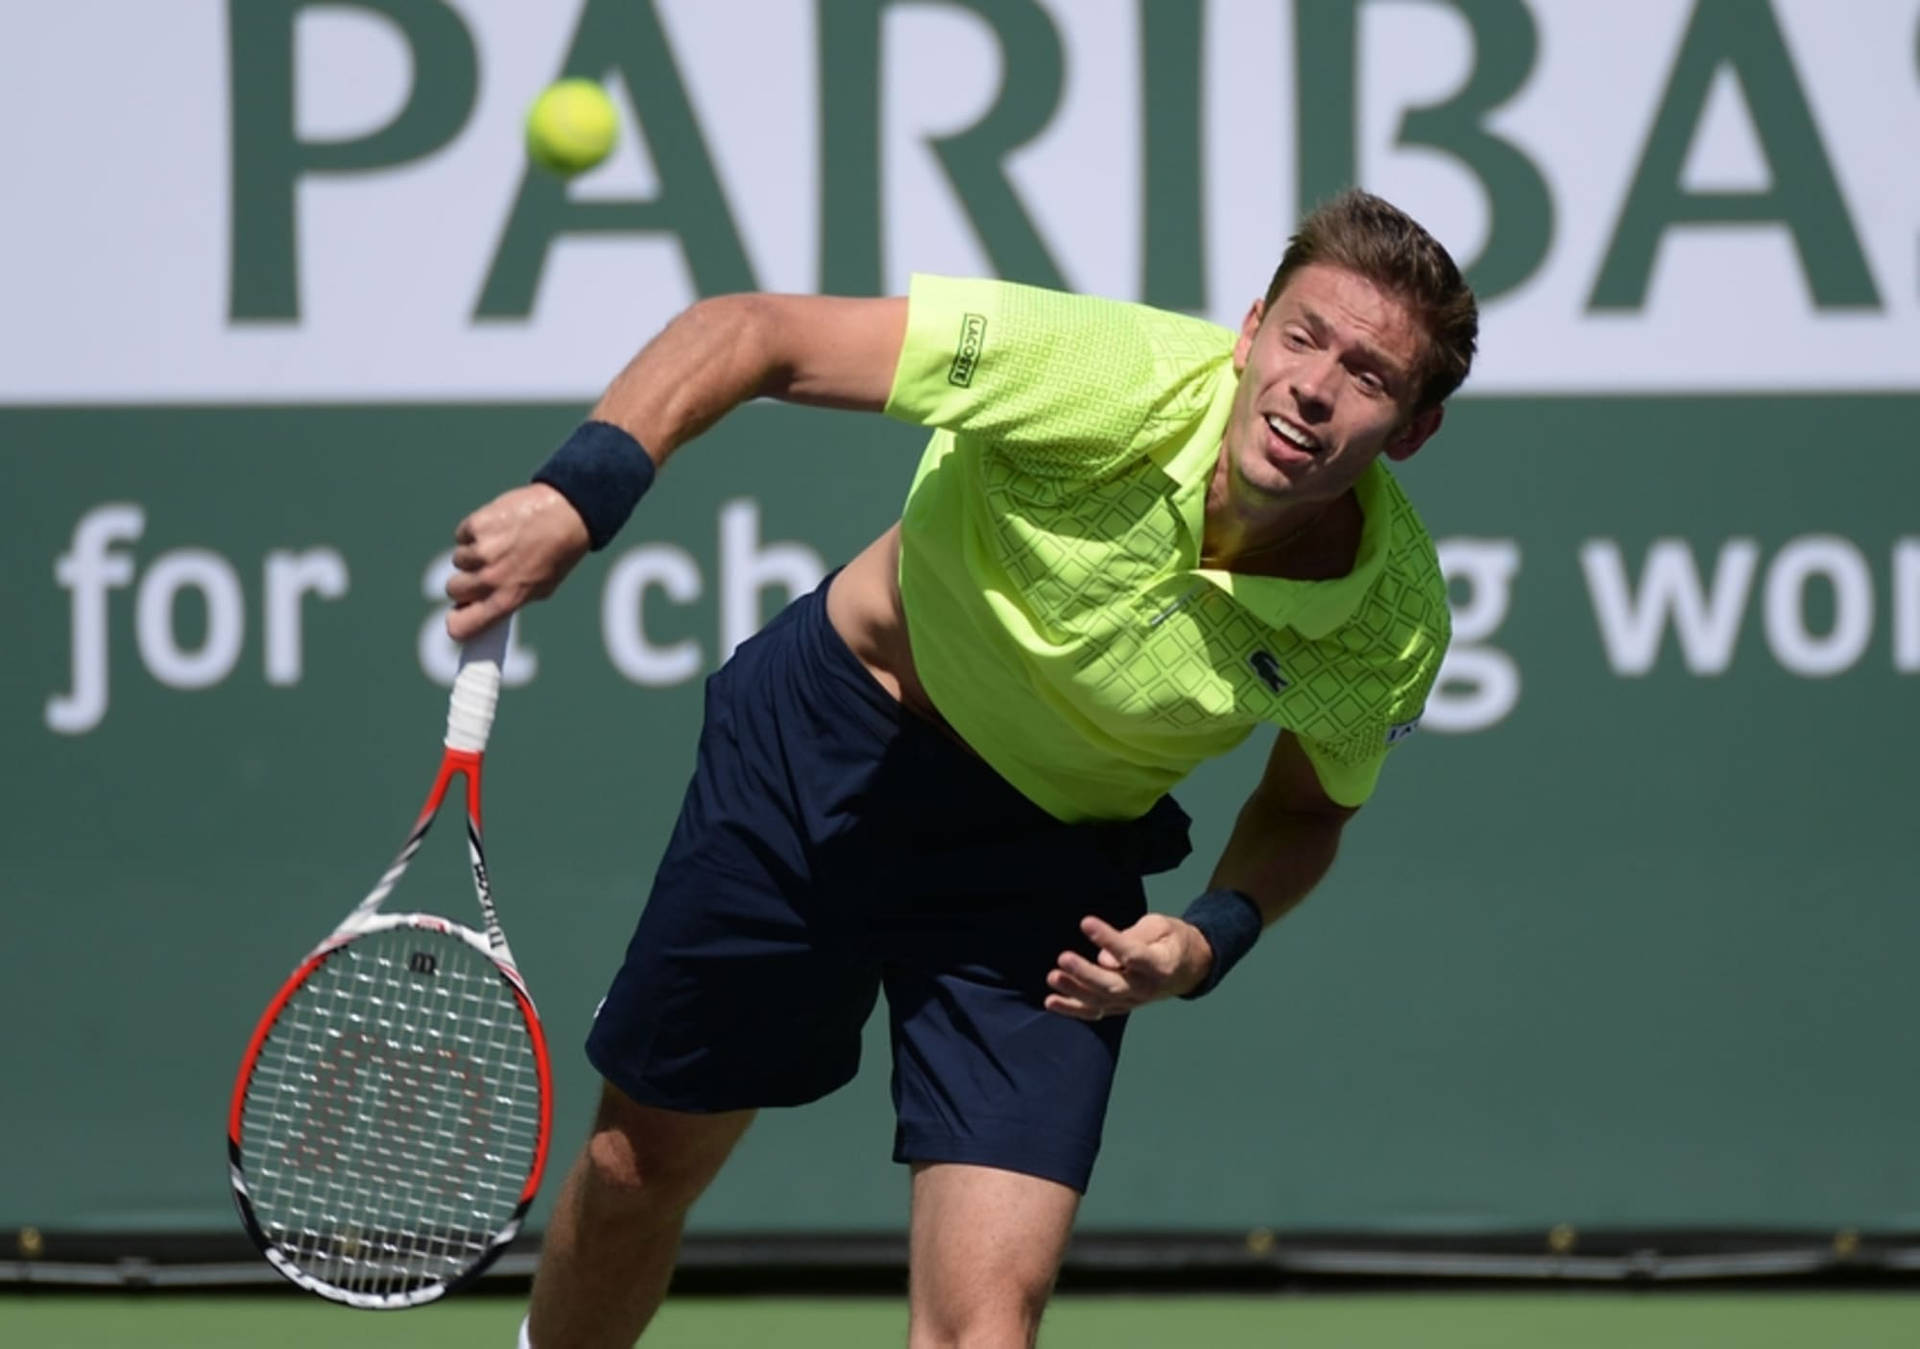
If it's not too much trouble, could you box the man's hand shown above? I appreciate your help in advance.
[1043,913,1215,1021]
[446,483,591,642]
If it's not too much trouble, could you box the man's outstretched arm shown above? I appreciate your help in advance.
[446,294,907,641]
[1044,731,1357,1019]
[1203,728,1358,930]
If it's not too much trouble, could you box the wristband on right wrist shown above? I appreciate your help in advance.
[531,419,656,550]
[1178,887,1263,1000]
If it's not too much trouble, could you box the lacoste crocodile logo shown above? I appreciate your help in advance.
[1249,650,1287,692]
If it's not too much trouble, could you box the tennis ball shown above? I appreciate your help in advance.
[525,79,619,177]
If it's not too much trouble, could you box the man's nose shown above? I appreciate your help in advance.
[1291,357,1336,416]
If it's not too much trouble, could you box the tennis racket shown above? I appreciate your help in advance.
[227,619,552,1309]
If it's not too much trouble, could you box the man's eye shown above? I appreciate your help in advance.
[1284,329,1311,349]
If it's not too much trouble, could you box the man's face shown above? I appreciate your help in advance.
[1221,263,1442,512]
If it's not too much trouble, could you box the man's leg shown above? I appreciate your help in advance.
[906,1162,1080,1349]
[526,1081,754,1349]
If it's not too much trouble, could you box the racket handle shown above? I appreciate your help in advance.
[447,618,512,752]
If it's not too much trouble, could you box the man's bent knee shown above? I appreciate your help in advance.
[912,1288,1052,1349]
[577,1083,753,1221]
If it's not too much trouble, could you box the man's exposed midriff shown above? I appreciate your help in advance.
[824,521,946,723]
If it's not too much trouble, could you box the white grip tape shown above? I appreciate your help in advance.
[446,619,511,752]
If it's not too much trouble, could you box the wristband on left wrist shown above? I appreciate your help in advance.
[1177,887,1263,1000]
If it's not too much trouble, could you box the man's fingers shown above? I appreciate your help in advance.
[1044,969,1130,1020]
[447,593,518,643]
[1055,953,1127,997]
[453,515,478,545]
[451,541,488,572]
[1048,965,1120,1006]
[1081,915,1150,968]
[446,604,488,644]
[445,568,490,606]
[1047,915,1194,1019]
[1042,992,1103,1022]
[446,584,524,642]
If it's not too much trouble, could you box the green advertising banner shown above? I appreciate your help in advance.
[5,394,1916,1234]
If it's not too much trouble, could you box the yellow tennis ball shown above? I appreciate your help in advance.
[525,79,618,176]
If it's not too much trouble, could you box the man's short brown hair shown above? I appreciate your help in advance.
[1264,189,1479,410]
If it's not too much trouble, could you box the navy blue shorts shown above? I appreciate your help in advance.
[586,574,1191,1193]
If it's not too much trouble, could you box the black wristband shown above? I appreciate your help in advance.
[531,420,655,550]
[1178,888,1263,999]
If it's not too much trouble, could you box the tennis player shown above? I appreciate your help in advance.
[449,189,1477,1349]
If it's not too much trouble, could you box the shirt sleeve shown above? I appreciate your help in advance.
[1298,736,1390,809]
[885,273,1229,481]
[1295,643,1440,809]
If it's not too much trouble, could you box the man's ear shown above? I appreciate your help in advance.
[1231,299,1265,374]
[1385,404,1444,462]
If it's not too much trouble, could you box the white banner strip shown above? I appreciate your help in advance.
[2,0,1916,402]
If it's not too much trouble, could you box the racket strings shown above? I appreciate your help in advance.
[239,928,541,1297]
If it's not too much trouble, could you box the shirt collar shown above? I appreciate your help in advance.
[1178,458,1395,640]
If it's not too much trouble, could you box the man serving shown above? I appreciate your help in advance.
[449,189,1477,1349]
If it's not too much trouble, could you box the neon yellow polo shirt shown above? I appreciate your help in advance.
[886,275,1449,822]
